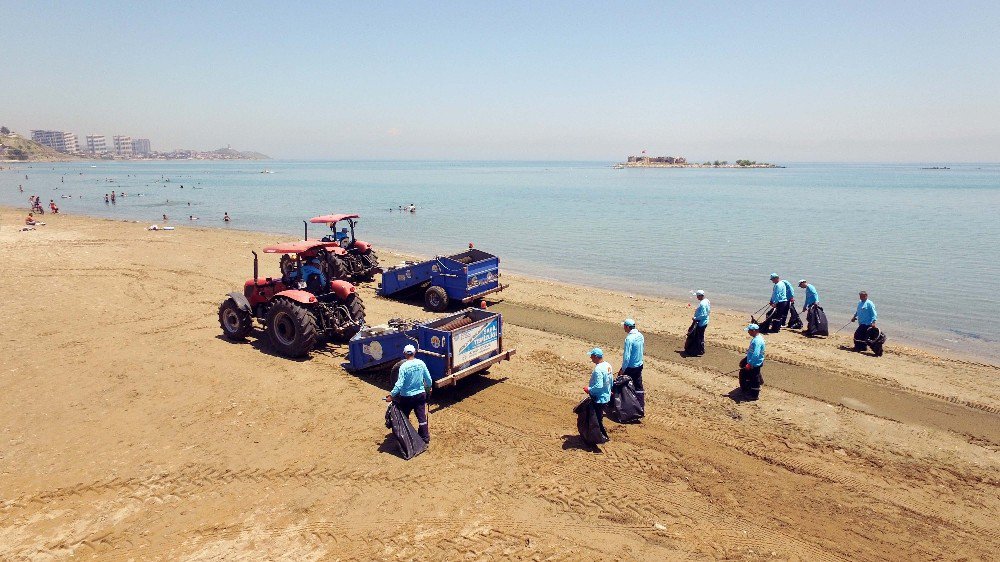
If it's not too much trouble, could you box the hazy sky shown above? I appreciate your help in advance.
[4,1,999,161]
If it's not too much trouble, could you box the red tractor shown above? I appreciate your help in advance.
[218,241,366,357]
[306,214,381,281]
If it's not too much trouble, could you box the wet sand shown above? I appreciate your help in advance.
[1,209,998,560]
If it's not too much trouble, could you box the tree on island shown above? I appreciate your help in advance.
[735,159,758,167]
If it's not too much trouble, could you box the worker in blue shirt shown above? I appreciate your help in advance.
[739,324,766,401]
[851,291,883,357]
[385,344,433,443]
[583,347,612,438]
[767,273,794,332]
[686,290,710,356]
[798,279,819,312]
[618,318,646,407]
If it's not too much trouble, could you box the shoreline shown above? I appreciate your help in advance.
[2,208,998,559]
[3,204,995,366]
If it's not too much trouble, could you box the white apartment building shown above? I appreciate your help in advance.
[131,138,151,156]
[113,135,133,158]
[85,135,108,154]
[31,130,79,153]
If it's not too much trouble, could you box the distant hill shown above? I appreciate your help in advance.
[209,147,270,160]
[0,133,85,161]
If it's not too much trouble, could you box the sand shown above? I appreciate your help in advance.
[1,209,998,561]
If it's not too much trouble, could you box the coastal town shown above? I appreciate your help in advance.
[0,126,269,161]
[616,154,781,168]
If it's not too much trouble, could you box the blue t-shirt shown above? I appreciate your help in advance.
[588,361,613,404]
[746,334,766,367]
[856,300,877,325]
[622,329,644,368]
[693,299,711,327]
[391,358,433,397]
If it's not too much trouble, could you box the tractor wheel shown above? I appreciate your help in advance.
[326,254,349,281]
[218,298,253,340]
[424,286,449,312]
[264,299,318,358]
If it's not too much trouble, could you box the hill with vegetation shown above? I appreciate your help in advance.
[209,147,270,160]
[0,130,85,162]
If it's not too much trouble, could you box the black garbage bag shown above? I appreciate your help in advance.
[753,309,776,334]
[683,320,698,353]
[607,375,644,423]
[804,305,829,336]
[385,403,427,460]
[787,304,804,330]
[574,397,609,445]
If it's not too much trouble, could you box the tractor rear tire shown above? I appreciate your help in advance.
[265,299,318,358]
[425,286,449,312]
[363,251,380,279]
[327,255,349,281]
[219,298,253,340]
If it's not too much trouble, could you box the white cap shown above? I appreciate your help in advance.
[695,290,705,296]
[403,344,416,355]
[798,279,807,284]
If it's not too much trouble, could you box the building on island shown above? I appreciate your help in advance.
[85,135,108,154]
[31,130,79,154]
[113,135,133,158]
[626,155,687,165]
[131,138,151,156]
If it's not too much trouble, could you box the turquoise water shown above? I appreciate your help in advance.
[3,160,999,361]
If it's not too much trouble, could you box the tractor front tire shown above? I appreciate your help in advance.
[425,286,449,312]
[219,298,253,340]
[265,299,318,358]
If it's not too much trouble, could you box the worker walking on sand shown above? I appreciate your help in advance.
[618,318,645,408]
[851,291,883,357]
[767,273,794,332]
[385,345,433,444]
[688,290,711,356]
[740,324,766,400]
[798,280,819,312]
[584,348,613,438]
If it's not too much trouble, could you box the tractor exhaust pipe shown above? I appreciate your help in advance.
[252,251,258,284]
[303,220,308,241]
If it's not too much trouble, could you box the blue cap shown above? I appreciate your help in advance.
[769,273,779,279]
[589,347,604,358]
[403,344,416,354]
[623,318,636,328]
[746,323,760,331]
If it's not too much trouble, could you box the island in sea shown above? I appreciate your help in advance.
[614,154,781,168]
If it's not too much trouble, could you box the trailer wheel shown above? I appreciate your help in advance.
[424,286,449,312]
[265,299,317,357]
[219,298,253,340]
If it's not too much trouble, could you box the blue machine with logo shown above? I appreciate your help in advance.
[347,308,516,388]
[377,248,506,312]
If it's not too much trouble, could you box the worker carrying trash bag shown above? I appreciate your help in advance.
[685,290,710,356]
[575,348,612,446]
[798,279,829,336]
[739,324,766,401]
[851,291,885,357]
[765,273,795,332]
[606,373,644,423]
[384,345,433,453]
[618,318,646,408]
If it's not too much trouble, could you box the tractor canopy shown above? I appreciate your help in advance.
[262,240,342,256]
[309,214,360,224]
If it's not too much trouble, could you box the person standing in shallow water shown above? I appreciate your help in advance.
[618,318,645,408]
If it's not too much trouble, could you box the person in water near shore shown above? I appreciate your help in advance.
[767,273,793,332]
[688,290,710,356]
[740,324,766,400]
[385,345,433,444]
[618,318,645,408]
[223,212,230,222]
[852,291,882,357]
[584,347,612,439]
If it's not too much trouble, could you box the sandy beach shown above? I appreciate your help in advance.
[1,208,998,560]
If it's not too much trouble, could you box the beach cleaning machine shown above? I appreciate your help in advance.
[377,248,507,311]
[347,308,516,388]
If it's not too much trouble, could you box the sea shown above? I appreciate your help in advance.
[3,160,998,363]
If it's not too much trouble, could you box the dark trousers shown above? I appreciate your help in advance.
[396,392,430,443]
[769,301,790,332]
[688,324,707,356]
[853,324,883,356]
[623,365,644,408]
[738,358,763,400]
[592,400,608,437]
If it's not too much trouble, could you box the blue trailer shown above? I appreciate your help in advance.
[347,308,516,388]
[377,248,506,311]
